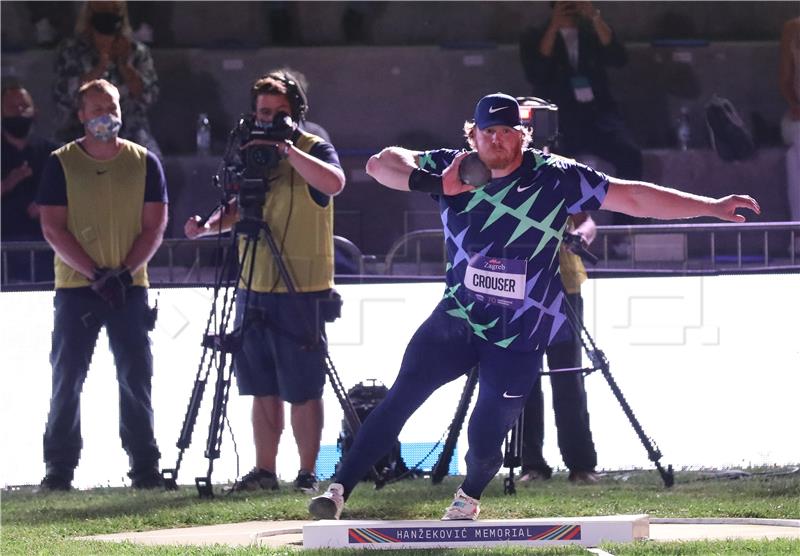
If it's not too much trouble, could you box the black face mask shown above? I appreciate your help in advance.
[2,116,34,139]
[90,12,123,35]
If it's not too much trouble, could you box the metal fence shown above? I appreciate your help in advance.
[2,223,799,291]
[383,222,800,277]
[0,236,370,290]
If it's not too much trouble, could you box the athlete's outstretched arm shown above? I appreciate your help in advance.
[366,147,474,196]
[601,178,760,222]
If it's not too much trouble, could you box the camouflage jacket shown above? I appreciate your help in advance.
[53,36,161,156]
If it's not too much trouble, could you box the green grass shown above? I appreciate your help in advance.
[2,469,798,555]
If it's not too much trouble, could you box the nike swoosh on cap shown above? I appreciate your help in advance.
[488,106,509,114]
[502,391,524,399]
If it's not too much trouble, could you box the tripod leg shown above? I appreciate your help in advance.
[162,234,243,491]
[161,349,212,490]
[431,367,479,484]
[324,353,363,438]
[503,468,517,496]
[190,230,257,497]
[194,353,236,497]
[561,295,674,488]
[503,414,522,496]
[601,364,674,487]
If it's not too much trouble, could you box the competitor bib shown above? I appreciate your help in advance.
[464,254,527,309]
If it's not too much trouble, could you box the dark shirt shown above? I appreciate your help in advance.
[1,134,59,240]
[306,138,341,207]
[37,147,168,206]
[519,22,627,116]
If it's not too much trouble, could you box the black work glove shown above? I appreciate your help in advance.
[91,266,133,308]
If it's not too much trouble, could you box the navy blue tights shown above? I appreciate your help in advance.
[334,303,543,500]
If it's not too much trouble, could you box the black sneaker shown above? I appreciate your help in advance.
[35,474,72,493]
[226,468,279,492]
[293,470,319,493]
[131,469,165,489]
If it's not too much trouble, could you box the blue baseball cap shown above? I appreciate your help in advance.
[474,93,522,130]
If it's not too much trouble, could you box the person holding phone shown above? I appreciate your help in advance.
[53,1,161,156]
[520,1,643,254]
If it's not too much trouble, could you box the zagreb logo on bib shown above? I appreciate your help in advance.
[464,254,527,309]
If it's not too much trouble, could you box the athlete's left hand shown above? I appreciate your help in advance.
[710,195,760,222]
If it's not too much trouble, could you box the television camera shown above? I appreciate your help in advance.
[216,111,295,220]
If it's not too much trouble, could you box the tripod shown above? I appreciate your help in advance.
[505,295,674,493]
[431,295,675,493]
[162,186,375,497]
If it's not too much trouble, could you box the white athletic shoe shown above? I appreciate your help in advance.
[308,482,345,520]
[441,487,480,521]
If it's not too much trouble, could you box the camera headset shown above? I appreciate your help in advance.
[250,70,308,122]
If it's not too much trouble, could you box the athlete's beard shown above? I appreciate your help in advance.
[478,141,522,171]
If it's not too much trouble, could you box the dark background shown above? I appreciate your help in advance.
[2,1,796,254]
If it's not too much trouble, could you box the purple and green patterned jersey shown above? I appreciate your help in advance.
[421,148,609,352]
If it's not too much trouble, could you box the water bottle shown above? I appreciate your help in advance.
[676,106,690,151]
[196,113,211,155]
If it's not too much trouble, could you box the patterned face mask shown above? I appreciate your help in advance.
[85,113,122,142]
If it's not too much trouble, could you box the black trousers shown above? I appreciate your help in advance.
[42,287,160,480]
[521,293,597,473]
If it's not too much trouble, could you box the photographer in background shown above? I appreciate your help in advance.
[520,1,643,254]
[184,69,345,494]
[520,212,599,485]
[36,79,168,491]
[53,0,161,157]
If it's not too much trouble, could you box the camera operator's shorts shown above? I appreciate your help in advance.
[233,290,329,402]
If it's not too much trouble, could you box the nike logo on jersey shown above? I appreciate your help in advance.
[516,183,535,193]
[488,106,509,114]
[502,391,524,399]
[96,169,108,175]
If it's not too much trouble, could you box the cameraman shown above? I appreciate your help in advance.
[184,70,345,494]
